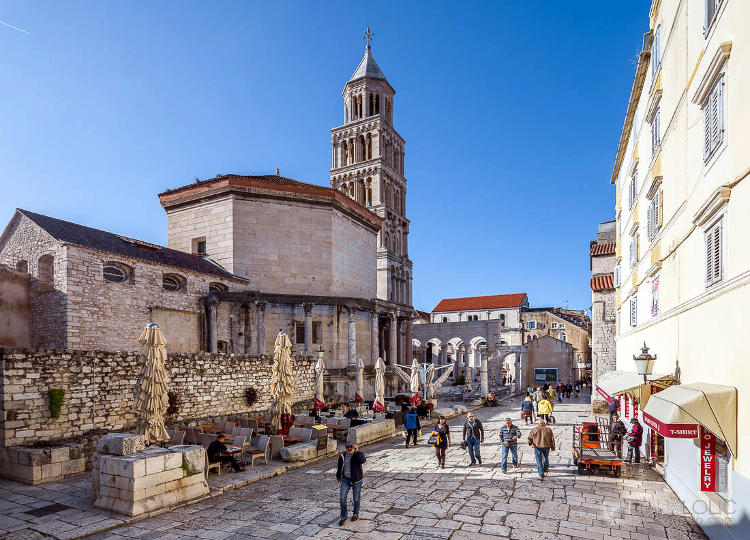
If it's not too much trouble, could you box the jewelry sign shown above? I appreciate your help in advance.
[700,426,716,492]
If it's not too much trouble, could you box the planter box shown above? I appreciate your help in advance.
[0,444,86,485]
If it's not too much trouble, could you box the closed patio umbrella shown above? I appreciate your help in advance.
[373,357,386,413]
[408,358,420,405]
[134,323,170,445]
[355,358,365,403]
[270,331,295,433]
[313,348,325,409]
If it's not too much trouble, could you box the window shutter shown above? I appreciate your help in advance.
[647,204,653,241]
[704,103,712,159]
[705,228,714,284]
[658,190,663,227]
[712,221,722,282]
[711,83,720,151]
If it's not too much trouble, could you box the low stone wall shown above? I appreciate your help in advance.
[346,419,395,446]
[279,439,338,462]
[0,443,86,484]
[0,347,315,449]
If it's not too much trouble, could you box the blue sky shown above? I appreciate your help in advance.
[0,1,649,313]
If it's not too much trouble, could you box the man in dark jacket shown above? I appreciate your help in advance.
[499,417,521,473]
[624,418,644,463]
[344,404,359,419]
[609,414,627,457]
[608,397,620,424]
[404,408,420,447]
[462,412,485,466]
[206,433,244,473]
[336,443,366,526]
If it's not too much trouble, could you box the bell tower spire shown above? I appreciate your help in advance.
[329,33,412,307]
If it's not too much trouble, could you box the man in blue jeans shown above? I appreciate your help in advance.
[527,418,555,479]
[336,443,366,526]
[498,417,521,473]
[462,412,485,466]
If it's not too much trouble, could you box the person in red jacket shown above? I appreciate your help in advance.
[624,418,643,463]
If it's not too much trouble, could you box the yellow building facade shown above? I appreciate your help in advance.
[609,1,749,536]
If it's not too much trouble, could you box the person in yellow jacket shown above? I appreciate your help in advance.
[537,397,553,423]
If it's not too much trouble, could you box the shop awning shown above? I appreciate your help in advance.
[595,371,677,403]
[642,382,737,457]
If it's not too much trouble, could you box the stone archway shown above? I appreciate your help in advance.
[488,346,527,393]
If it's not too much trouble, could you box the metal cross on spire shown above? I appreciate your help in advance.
[363,25,374,48]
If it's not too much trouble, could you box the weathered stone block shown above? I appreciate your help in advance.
[163,452,182,471]
[169,445,205,475]
[49,446,69,463]
[346,419,395,446]
[144,455,165,475]
[157,467,183,484]
[96,434,145,456]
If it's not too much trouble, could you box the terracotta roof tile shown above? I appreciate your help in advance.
[432,293,527,313]
[591,274,615,291]
[590,242,616,256]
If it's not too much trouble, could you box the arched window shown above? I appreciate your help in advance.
[162,273,185,292]
[499,314,506,326]
[375,94,380,114]
[442,317,448,323]
[558,332,567,342]
[209,282,228,292]
[369,93,374,116]
[102,262,129,284]
[38,254,54,291]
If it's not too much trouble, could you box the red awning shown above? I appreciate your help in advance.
[641,412,698,438]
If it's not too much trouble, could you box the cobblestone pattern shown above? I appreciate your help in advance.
[0,348,314,448]
[86,392,706,540]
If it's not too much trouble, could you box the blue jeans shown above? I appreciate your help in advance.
[339,477,362,519]
[534,447,550,476]
[466,437,481,464]
[501,444,518,471]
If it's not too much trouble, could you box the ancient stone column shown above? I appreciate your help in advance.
[388,313,397,365]
[207,299,218,354]
[370,311,379,366]
[256,301,266,355]
[303,303,313,355]
[480,351,489,398]
[405,318,413,362]
[515,353,521,393]
[521,349,528,391]
[464,346,473,389]
[242,302,252,353]
[347,307,356,368]
[440,344,448,366]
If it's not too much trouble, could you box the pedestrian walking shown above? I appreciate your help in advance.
[556,382,564,402]
[624,418,644,463]
[336,443,366,526]
[528,418,555,479]
[608,397,620,424]
[566,383,573,398]
[533,386,544,415]
[575,382,580,398]
[537,397,552,423]
[545,385,556,404]
[520,396,534,424]
[499,417,521,473]
[404,407,420,448]
[526,385,533,396]
[430,415,451,469]
[462,412,485,466]
[609,413,627,457]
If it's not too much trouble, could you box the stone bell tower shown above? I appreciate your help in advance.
[329,41,412,308]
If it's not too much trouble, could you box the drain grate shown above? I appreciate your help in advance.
[24,503,72,517]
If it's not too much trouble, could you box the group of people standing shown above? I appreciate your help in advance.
[520,384,557,425]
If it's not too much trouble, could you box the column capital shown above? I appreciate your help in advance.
[255,300,267,310]
[303,303,314,314]
[347,306,357,318]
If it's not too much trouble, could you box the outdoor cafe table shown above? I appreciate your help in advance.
[282,436,304,446]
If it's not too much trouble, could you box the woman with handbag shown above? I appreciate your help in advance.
[429,415,451,469]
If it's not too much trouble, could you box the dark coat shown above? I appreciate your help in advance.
[462,419,484,440]
[336,450,366,483]
[206,440,228,462]
[611,420,627,436]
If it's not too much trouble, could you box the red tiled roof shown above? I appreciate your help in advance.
[591,274,615,291]
[159,174,382,229]
[432,293,527,313]
[600,219,616,224]
[590,242,616,256]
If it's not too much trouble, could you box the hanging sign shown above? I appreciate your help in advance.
[642,412,698,438]
[633,397,639,419]
[624,394,630,418]
[700,426,716,492]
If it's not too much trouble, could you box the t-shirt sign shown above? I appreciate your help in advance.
[700,426,716,492]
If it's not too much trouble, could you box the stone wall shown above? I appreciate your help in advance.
[591,289,617,402]
[0,347,315,448]
[524,335,574,386]
[0,264,31,348]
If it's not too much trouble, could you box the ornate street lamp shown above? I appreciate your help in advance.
[633,342,657,384]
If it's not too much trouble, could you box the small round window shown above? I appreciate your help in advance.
[163,276,181,291]
[103,265,127,283]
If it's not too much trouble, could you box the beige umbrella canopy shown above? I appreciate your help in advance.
[313,349,325,409]
[373,357,386,412]
[134,323,170,445]
[270,331,295,433]
[355,358,365,403]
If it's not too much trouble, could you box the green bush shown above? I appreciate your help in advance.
[48,389,65,419]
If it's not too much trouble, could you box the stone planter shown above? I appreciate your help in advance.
[0,443,86,485]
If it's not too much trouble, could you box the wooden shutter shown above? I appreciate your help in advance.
[712,221,722,282]
[658,190,663,227]
[704,101,712,159]
[647,203,653,241]
[705,227,714,284]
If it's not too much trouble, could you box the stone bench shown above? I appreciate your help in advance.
[346,419,395,446]
[279,439,338,462]
[0,444,86,485]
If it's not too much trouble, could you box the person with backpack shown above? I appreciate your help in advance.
[430,415,451,469]
[537,397,553,423]
[336,443,366,526]
[404,407,420,447]
[499,417,521,473]
[462,412,485,466]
